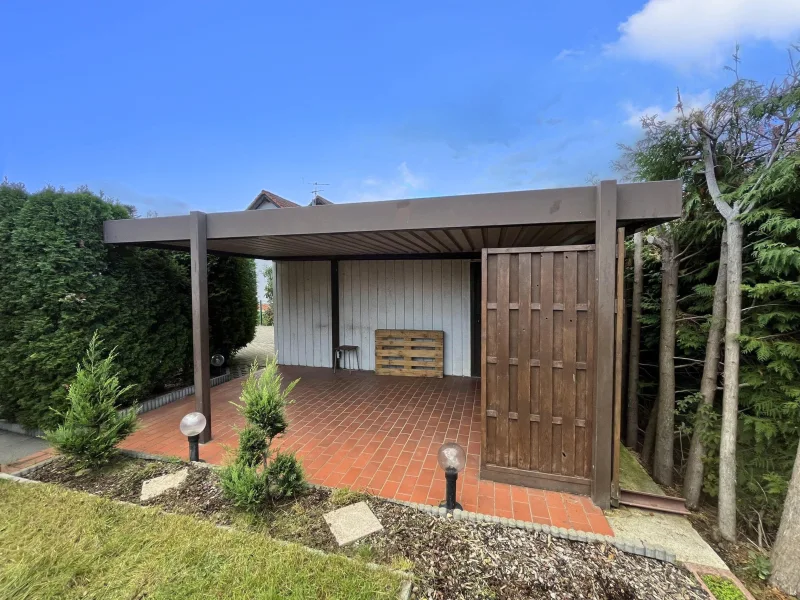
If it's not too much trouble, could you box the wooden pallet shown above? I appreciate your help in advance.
[375,329,444,378]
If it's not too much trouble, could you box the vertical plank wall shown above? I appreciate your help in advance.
[338,260,472,376]
[274,261,333,368]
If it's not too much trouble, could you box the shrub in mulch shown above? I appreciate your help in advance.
[26,456,707,600]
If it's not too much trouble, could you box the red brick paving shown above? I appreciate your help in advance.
[118,366,612,536]
[0,448,55,474]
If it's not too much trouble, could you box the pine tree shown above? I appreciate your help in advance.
[45,333,138,467]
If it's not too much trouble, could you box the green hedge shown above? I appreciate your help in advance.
[0,184,256,429]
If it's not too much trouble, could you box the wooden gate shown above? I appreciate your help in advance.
[481,245,595,495]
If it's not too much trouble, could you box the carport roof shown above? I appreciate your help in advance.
[104,180,681,260]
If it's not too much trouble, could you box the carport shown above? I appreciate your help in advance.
[104,179,681,508]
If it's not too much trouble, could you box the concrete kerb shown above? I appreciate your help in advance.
[0,467,413,600]
[379,500,678,565]
[302,480,679,566]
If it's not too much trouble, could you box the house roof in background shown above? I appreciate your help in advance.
[246,190,301,210]
[310,194,333,206]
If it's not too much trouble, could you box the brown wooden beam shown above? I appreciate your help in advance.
[612,227,626,506]
[592,181,617,509]
[104,180,682,245]
[190,211,212,443]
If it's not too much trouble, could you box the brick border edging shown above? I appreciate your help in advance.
[0,373,231,439]
[384,497,677,565]
[684,562,756,600]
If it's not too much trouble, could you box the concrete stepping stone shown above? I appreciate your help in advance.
[323,501,383,546]
[140,468,189,502]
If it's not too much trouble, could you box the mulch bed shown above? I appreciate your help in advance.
[26,455,707,600]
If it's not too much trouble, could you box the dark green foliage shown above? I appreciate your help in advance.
[44,333,138,467]
[207,255,258,360]
[173,253,257,360]
[0,185,190,428]
[618,76,800,538]
[218,461,269,510]
[0,184,257,429]
[236,425,268,467]
[266,451,308,499]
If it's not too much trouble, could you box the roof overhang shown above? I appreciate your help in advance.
[104,180,681,260]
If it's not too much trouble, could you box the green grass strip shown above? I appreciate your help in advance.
[0,480,401,600]
[702,574,747,600]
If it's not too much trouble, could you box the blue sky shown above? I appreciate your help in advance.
[2,0,799,215]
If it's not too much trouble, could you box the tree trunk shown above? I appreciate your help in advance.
[626,232,644,448]
[718,216,743,541]
[684,234,728,510]
[770,439,800,596]
[642,404,657,467]
[653,237,679,486]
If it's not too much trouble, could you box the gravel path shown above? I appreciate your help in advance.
[229,325,275,377]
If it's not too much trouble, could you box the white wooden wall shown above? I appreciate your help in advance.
[338,260,472,376]
[274,261,332,367]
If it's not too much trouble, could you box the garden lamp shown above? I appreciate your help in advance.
[437,442,466,511]
[211,354,225,377]
[180,412,207,462]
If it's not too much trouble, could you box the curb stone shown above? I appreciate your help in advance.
[0,472,42,484]
[378,497,677,565]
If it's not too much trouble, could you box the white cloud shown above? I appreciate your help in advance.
[555,48,584,61]
[622,90,711,127]
[608,0,800,68]
[354,162,427,202]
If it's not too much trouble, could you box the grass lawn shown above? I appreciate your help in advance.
[0,480,402,600]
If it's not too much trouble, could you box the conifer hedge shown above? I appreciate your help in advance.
[0,184,256,429]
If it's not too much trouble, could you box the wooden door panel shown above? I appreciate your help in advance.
[481,245,595,493]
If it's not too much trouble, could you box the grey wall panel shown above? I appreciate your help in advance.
[338,259,472,376]
[274,261,332,367]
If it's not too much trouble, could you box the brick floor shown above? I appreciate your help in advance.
[0,448,55,474]
[119,366,613,536]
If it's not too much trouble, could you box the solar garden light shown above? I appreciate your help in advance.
[180,412,207,462]
[437,442,466,511]
[211,353,225,377]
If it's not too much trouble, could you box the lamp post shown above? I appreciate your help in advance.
[180,412,207,462]
[437,442,466,511]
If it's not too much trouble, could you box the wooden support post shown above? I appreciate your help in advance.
[331,260,339,368]
[592,181,617,508]
[611,227,626,506]
[190,211,211,443]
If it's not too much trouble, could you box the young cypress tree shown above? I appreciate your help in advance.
[45,333,138,467]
